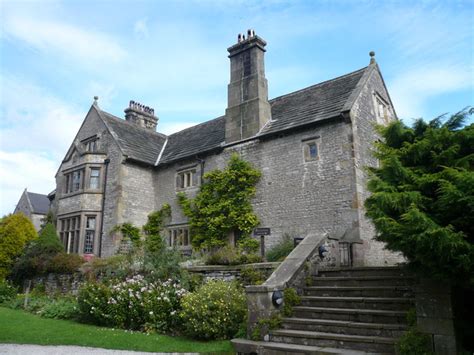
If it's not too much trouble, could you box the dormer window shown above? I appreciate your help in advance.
[82,136,99,153]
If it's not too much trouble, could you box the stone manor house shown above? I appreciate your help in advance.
[47,31,400,267]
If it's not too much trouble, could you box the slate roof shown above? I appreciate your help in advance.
[99,110,167,165]
[98,65,369,166]
[159,116,226,164]
[27,192,50,214]
[262,67,367,134]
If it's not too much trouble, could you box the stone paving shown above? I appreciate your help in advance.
[0,344,200,355]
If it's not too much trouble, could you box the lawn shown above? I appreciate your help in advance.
[0,307,233,353]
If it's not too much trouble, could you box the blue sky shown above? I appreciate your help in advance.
[0,0,473,216]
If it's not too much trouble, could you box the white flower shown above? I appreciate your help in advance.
[149,311,153,315]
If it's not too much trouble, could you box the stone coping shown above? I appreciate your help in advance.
[184,262,280,272]
[256,233,327,290]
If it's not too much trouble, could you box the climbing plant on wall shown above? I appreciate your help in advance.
[178,153,261,249]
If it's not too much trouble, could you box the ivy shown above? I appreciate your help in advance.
[178,154,261,249]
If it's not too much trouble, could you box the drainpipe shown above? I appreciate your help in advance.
[195,156,205,182]
[99,158,110,257]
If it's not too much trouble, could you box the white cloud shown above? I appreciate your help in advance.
[134,18,149,38]
[0,76,84,158]
[0,76,85,216]
[3,16,126,65]
[0,151,57,216]
[390,64,472,119]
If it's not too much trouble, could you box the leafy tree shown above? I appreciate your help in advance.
[178,154,261,249]
[365,107,474,284]
[0,213,37,279]
[36,223,63,254]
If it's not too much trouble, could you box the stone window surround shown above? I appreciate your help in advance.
[61,163,104,197]
[166,224,192,250]
[302,135,321,162]
[59,215,81,254]
[58,211,101,255]
[175,164,199,191]
[84,215,96,254]
[81,135,100,153]
[372,91,391,124]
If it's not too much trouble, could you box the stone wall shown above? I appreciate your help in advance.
[185,262,280,284]
[24,273,84,295]
[156,120,359,264]
[350,66,405,266]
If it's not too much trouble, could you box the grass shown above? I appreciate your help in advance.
[0,307,233,353]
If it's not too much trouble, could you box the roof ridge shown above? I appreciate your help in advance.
[100,110,168,139]
[269,66,368,104]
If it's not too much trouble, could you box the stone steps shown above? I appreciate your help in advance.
[281,317,408,337]
[317,266,410,278]
[311,276,415,287]
[304,286,414,298]
[300,296,415,311]
[292,306,408,324]
[270,329,397,353]
[231,338,377,354]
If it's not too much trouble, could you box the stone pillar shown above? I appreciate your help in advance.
[245,285,282,337]
[415,278,457,354]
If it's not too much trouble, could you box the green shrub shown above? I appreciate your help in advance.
[240,267,265,285]
[237,237,260,254]
[78,276,187,332]
[0,213,37,279]
[38,297,78,320]
[10,223,84,284]
[0,280,17,303]
[180,280,246,340]
[82,255,131,282]
[282,287,301,317]
[205,245,262,266]
[266,234,295,262]
[251,314,282,341]
[397,327,433,355]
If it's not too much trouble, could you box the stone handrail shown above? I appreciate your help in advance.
[245,233,327,335]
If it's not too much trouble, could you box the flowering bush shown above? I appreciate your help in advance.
[180,280,246,340]
[78,275,187,332]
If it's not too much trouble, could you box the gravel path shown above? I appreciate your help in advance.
[0,344,200,355]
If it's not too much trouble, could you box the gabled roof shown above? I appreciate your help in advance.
[26,191,50,214]
[98,109,167,165]
[96,64,371,166]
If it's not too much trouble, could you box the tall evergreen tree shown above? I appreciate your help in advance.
[365,107,474,284]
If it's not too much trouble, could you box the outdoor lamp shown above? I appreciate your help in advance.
[272,290,283,308]
[319,245,328,259]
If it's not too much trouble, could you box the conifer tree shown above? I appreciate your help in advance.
[365,107,474,284]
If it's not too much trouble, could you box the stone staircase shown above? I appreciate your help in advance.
[234,266,415,354]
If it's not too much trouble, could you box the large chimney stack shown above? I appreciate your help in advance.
[124,100,158,131]
[225,29,272,143]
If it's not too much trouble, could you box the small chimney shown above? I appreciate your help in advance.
[124,100,158,131]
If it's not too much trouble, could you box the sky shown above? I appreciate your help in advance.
[0,0,473,216]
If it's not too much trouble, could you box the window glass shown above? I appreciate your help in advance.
[89,168,100,189]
